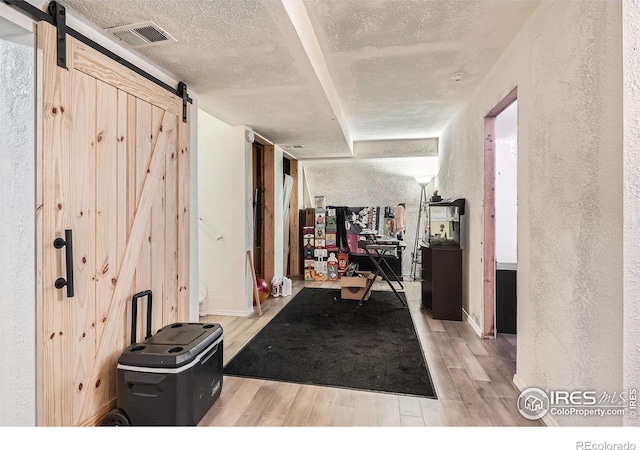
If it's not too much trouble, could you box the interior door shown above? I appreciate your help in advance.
[38,22,190,426]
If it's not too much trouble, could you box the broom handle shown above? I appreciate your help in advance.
[247,250,263,317]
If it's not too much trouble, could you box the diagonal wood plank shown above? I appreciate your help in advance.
[79,111,175,419]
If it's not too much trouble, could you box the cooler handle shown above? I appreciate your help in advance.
[200,342,219,365]
[131,290,153,345]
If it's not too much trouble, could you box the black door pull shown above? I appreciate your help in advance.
[54,229,75,298]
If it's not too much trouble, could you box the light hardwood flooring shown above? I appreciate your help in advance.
[198,278,542,427]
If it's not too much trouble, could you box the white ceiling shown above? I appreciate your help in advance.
[59,0,539,161]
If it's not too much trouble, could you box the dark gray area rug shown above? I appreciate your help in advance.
[223,287,436,398]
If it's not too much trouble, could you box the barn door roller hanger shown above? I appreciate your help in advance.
[3,0,191,122]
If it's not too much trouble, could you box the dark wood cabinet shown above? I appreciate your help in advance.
[421,246,462,321]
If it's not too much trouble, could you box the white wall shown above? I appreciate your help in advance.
[495,100,518,266]
[198,111,254,316]
[0,19,35,427]
[433,1,623,426]
[623,0,640,428]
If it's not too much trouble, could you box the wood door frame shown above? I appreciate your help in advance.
[483,87,517,339]
[285,156,299,277]
[252,139,275,284]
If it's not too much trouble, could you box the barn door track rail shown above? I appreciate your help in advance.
[3,0,192,122]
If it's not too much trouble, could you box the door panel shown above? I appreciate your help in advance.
[38,21,189,426]
[70,69,97,425]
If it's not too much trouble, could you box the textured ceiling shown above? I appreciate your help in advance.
[59,0,539,161]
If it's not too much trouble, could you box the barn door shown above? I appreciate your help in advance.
[38,22,190,426]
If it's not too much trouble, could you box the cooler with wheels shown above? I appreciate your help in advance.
[102,290,223,426]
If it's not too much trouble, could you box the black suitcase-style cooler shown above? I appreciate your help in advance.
[102,290,223,426]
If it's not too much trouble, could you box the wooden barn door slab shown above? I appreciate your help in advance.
[38,22,190,426]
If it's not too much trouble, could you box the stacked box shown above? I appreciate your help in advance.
[304,265,315,281]
[303,246,314,259]
[314,198,327,281]
[303,225,316,281]
[327,251,339,281]
[314,260,328,281]
[303,227,315,243]
[325,232,337,250]
[304,208,315,227]
[325,208,338,263]
[303,227,315,260]
[337,253,349,279]
[326,208,337,231]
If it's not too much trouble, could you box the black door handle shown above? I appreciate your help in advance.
[54,229,74,298]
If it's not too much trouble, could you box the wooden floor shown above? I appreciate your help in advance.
[198,278,542,427]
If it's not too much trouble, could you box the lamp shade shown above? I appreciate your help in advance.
[414,176,432,185]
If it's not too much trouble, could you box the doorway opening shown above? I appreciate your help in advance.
[495,99,518,335]
[483,88,518,349]
[282,155,299,278]
[253,142,265,279]
[252,140,275,283]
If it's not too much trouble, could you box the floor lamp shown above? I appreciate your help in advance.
[410,179,430,281]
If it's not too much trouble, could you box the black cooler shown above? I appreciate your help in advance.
[102,290,223,426]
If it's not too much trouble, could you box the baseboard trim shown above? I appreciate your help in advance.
[462,308,483,337]
[204,307,252,317]
[512,374,557,427]
[512,373,526,391]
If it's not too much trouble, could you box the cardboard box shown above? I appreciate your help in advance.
[340,271,377,301]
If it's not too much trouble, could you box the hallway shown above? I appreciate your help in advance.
[199,279,541,426]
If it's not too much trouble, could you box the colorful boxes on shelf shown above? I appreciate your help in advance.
[337,253,349,279]
[327,251,339,281]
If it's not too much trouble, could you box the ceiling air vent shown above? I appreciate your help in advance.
[105,21,177,48]
[282,145,304,150]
